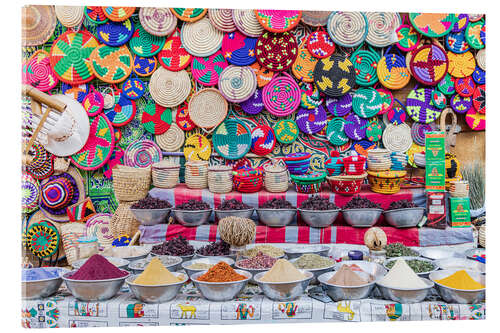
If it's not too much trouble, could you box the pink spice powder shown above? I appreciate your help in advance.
[69,254,128,280]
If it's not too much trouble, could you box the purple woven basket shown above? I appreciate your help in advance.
[296,105,328,134]
[325,93,352,117]
[240,88,264,115]
[344,113,368,140]
[451,94,473,114]
[411,122,433,146]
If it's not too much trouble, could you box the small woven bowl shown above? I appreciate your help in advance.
[188,88,228,129]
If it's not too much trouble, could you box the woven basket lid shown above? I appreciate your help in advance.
[102,6,135,22]
[184,134,212,160]
[344,113,368,140]
[256,31,298,72]
[170,8,207,22]
[476,49,485,70]
[85,213,113,248]
[133,54,157,76]
[274,119,299,144]
[352,88,382,118]
[191,51,228,86]
[70,114,115,170]
[301,11,331,26]
[26,50,59,92]
[472,66,485,85]
[314,55,356,97]
[455,76,475,97]
[326,117,349,146]
[465,20,485,50]
[465,107,485,131]
[406,87,442,123]
[122,76,145,100]
[325,93,352,117]
[447,51,476,78]
[377,89,393,115]
[130,23,166,57]
[55,6,84,28]
[350,48,380,86]
[218,65,257,103]
[446,30,470,54]
[24,218,60,259]
[232,9,264,37]
[254,10,301,32]
[382,122,412,153]
[262,73,300,116]
[251,125,276,155]
[366,120,383,142]
[410,43,449,85]
[300,82,323,110]
[155,123,185,152]
[22,5,57,46]
[188,88,228,129]
[469,14,484,22]
[411,122,433,146]
[409,13,457,37]
[452,14,469,32]
[307,29,336,59]
[365,12,401,47]
[376,52,411,90]
[25,143,54,180]
[82,86,104,117]
[141,103,173,134]
[385,105,407,125]
[89,44,133,83]
[241,89,264,115]
[96,19,134,46]
[472,84,485,114]
[292,45,318,82]
[249,62,274,87]
[124,139,162,168]
[395,23,420,52]
[84,6,108,24]
[296,105,327,134]
[157,30,192,71]
[213,118,252,160]
[49,30,99,84]
[450,94,471,114]
[139,7,177,37]
[430,89,447,109]
[150,67,191,107]
[101,90,135,128]
[221,31,257,66]
[437,73,456,95]
[22,173,40,214]
[175,104,196,131]
[181,18,224,57]
[327,11,368,48]
[208,9,236,32]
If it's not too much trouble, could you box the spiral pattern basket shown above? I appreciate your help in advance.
[96,19,134,46]
[301,11,331,27]
[251,124,276,155]
[465,107,486,131]
[455,76,475,97]
[263,73,301,116]
[241,89,264,115]
[296,105,327,134]
[447,51,476,78]
[188,88,228,129]
[300,82,323,109]
[218,65,257,102]
[152,161,180,189]
[465,20,485,50]
[150,67,191,107]
[274,119,299,144]
[103,89,137,127]
[406,88,442,123]
[85,6,108,24]
[376,52,411,90]
[185,160,209,189]
[158,30,193,71]
[395,23,420,52]
[314,55,356,97]
[410,44,449,85]
[326,93,352,116]
[367,170,406,194]
[191,51,228,86]
[476,49,485,70]
[327,11,368,47]
[263,160,289,193]
[208,9,236,32]
[326,117,349,146]
[221,31,257,66]
[232,9,264,37]
[27,50,59,92]
[292,43,318,82]
[352,88,382,118]
[155,123,185,152]
[129,24,166,57]
[437,73,456,96]
[170,8,207,22]
[411,122,433,146]
[254,10,301,33]
[89,44,133,83]
[112,164,151,202]
[213,118,252,160]
[256,31,298,72]
[184,134,212,161]
[85,213,114,248]
[132,55,157,77]
[365,12,401,47]
[366,120,383,142]
[382,123,412,153]
[327,173,366,196]
[175,104,196,131]
[350,48,380,86]
[124,139,162,168]
[139,7,177,37]
[141,103,172,134]
[207,165,233,193]
[446,31,470,54]
[181,18,224,57]
[345,113,368,140]
[55,6,84,28]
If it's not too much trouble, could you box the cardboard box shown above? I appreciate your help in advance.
[449,197,471,227]
[425,161,446,192]
[426,192,447,229]
[425,131,445,163]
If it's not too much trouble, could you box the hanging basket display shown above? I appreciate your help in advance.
[256,31,298,72]
[314,55,356,97]
[251,125,276,156]
[263,73,301,116]
[213,118,252,160]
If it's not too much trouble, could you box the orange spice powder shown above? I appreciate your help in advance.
[197,262,246,282]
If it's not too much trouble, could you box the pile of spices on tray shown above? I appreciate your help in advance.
[293,254,334,269]
[243,245,284,258]
[386,259,435,273]
[101,246,150,258]
[196,241,230,256]
[343,196,381,209]
[328,264,369,286]
[384,242,419,257]
[237,252,277,269]
[69,254,128,280]
[387,200,416,210]
[151,236,195,256]
[188,263,214,270]
[378,258,427,289]
[197,262,247,282]
[130,195,172,209]
[260,198,295,209]
[299,196,338,210]
[134,258,182,285]
[176,199,211,210]
[435,270,485,290]
[131,256,180,270]
[259,259,305,282]
[22,268,60,281]
[217,199,252,210]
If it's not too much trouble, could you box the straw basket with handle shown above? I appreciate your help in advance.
[112,164,151,202]
[185,160,209,189]
[263,159,289,193]
[207,165,233,193]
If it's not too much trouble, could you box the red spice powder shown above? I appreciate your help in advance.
[69,254,128,280]
[197,262,246,282]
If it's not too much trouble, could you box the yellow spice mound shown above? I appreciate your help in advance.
[260,259,305,283]
[134,258,182,285]
[435,270,485,290]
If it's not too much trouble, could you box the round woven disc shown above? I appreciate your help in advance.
[377,89,394,115]
[55,6,84,28]
[157,30,192,71]
[22,173,40,214]
[232,9,264,37]
[141,103,172,134]
[325,93,352,116]
[455,76,475,97]
[406,88,442,124]
[326,118,349,146]
[382,123,412,153]
[117,113,144,149]
[221,31,257,66]
[292,46,318,82]
[27,50,58,92]
[251,125,276,155]
[377,53,411,90]
[122,76,146,100]
[96,19,134,46]
[256,31,298,72]
[300,82,323,110]
[61,82,89,103]
[465,20,485,50]
[208,9,236,32]
[70,114,115,170]
[437,73,456,95]
[188,88,228,128]
[82,89,104,117]
[409,13,456,37]
[296,105,327,134]
[103,89,137,127]
[25,143,54,180]
[365,12,401,47]
[90,44,133,83]
[124,139,162,167]
[386,105,407,125]
[191,51,228,86]
[170,8,207,22]
[218,65,257,103]
[327,11,368,47]
[180,18,224,57]
[249,62,274,87]
[184,134,212,161]
[472,66,486,85]
[345,113,368,140]
[350,49,380,86]
[175,104,196,131]
[130,24,166,57]
[410,44,449,85]
[472,84,485,114]
[314,55,356,97]
[352,88,382,118]
[274,119,299,144]
[366,120,383,142]
[411,122,433,146]
[86,213,113,248]
[49,30,99,84]
[241,89,264,115]
[25,221,60,259]
[465,107,485,131]
[254,10,302,32]
[149,67,191,107]
[213,119,252,160]
[452,14,469,32]
[85,6,108,24]
[447,51,476,78]
[102,6,135,22]
[156,123,185,152]
[446,31,470,54]
[263,73,301,117]
[431,89,447,109]
[132,55,157,76]
[22,5,57,47]
[450,94,472,114]
[301,11,331,27]
[395,24,420,52]
[139,7,177,37]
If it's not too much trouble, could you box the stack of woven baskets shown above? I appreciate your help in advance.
[207,165,233,193]
[263,159,289,193]
[367,149,391,171]
[233,166,264,193]
[185,160,209,189]
[283,152,311,175]
[152,160,180,189]
[325,151,344,176]
[291,171,326,194]
[390,152,408,170]
[343,155,367,175]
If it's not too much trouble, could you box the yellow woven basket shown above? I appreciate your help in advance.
[367,170,406,194]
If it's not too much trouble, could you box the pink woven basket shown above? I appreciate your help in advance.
[262,72,301,117]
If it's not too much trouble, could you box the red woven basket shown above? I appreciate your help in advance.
[342,156,367,175]
[327,173,367,196]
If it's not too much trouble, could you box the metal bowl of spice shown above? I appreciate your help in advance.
[182,257,235,278]
[318,269,379,301]
[100,245,152,262]
[62,270,130,302]
[172,209,213,227]
[128,256,182,274]
[72,257,130,271]
[242,245,285,259]
[417,247,463,261]
[126,272,188,304]
[130,208,171,226]
[298,209,340,228]
[256,208,296,227]
[283,244,330,259]
[342,208,383,228]
[333,260,387,277]
[22,267,69,300]
[383,207,425,228]
[289,254,335,284]
[376,278,435,304]
[235,252,277,283]
[254,269,314,301]
[429,269,485,304]
[434,258,485,273]
[384,257,438,279]
[214,209,255,220]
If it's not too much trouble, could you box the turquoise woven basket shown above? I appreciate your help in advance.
[212,118,252,160]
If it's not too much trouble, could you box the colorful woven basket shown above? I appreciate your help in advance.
[327,173,366,196]
[103,89,137,127]
[431,89,447,109]
[25,220,60,259]
[343,155,367,175]
[250,62,274,87]
[241,89,264,115]
[188,88,228,129]
[86,213,114,248]
[27,50,58,92]
[89,44,132,83]
[452,14,469,32]
[345,113,368,141]
[292,42,318,82]
[251,124,276,155]
[377,89,394,115]
[300,82,323,109]
[129,23,166,57]
[326,117,349,146]
[82,85,104,117]
[314,55,356,97]
[149,67,191,107]
[221,31,257,66]
[455,76,475,97]
[437,73,456,95]
[395,22,420,52]
[208,9,236,32]
[213,118,252,160]
[122,74,146,100]
[175,104,196,131]
[85,6,108,24]
[170,8,207,22]
[25,143,54,180]
[61,82,90,103]
[232,9,264,37]
[325,93,352,116]
[307,29,335,59]
[124,139,162,168]
[447,51,476,78]
[410,43,449,85]
[263,73,301,116]
[350,47,380,86]
[141,103,172,134]
[465,20,485,50]
[96,19,134,46]
[473,84,486,114]
[406,87,442,123]
[327,11,368,47]
[465,107,485,131]
[191,51,228,86]
[284,152,312,175]
[274,119,299,144]
[254,10,302,33]
[376,50,411,90]
[411,122,434,146]
[352,88,382,118]
[296,105,328,134]
[446,30,470,54]
[102,6,136,22]
[365,12,401,47]
[367,170,406,194]
[301,11,331,27]
[409,13,456,37]
[382,123,412,153]
[366,120,383,142]
[180,17,224,57]
[157,30,192,71]
[132,54,157,76]
[184,134,212,161]
[256,31,298,72]
[139,7,177,37]
[472,66,486,85]
[22,173,40,214]
[290,171,326,194]
[218,65,257,103]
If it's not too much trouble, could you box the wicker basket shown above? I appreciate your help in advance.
[112,165,151,202]
[185,160,209,189]
[60,222,86,266]
[152,160,180,189]
[110,202,141,239]
[343,155,367,175]
[207,165,233,193]
[449,180,469,198]
[263,159,289,193]
[367,170,406,194]
[327,173,367,196]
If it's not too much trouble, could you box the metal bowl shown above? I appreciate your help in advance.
[151,252,195,263]
[242,244,286,259]
[435,258,485,273]
[254,270,314,301]
[383,207,425,228]
[22,267,69,300]
[429,269,485,304]
[318,270,379,301]
[126,273,188,303]
[128,255,182,274]
[62,270,130,301]
[342,208,383,228]
[182,257,235,278]
[464,248,486,261]
[376,278,434,304]
[100,245,152,262]
[191,269,252,301]
[417,247,463,260]
[283,244,330,259]
[195,253,237,261]
[384,256,438,279]
[72,257,129,270]
[298,209,340,228]
[172,209,212,227]
[289,257,335,284]
[256,208,296,227]
[214,208,254,220]
[234,261,271,284]
[130,208,171,226]
[333,260,387,277]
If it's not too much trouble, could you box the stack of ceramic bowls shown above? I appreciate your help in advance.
[284,152,312,175]
[367,149,391,171]
[390,152,408,171]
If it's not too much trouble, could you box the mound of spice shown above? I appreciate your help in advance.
[237,252,277,269]
[343,196,381,210]
[293,254,334,269]
[131,195,172,209]
[152,236,195,256]
[386,259,435,273]
[434,270,485,290]
[328,264,369,286]
[378,258,427,289]
[243,245,284,258]
[387,200,416,210]
[196,241,230,256]
[131,256,180,270]
[188,263,214,270]
[384,242,419,258]
[22,268,60,281]
[133,258,182,285]
[197,262,247,282]
[176,199,211,210]
[300,196,338,210]
[260,198,295,209]
[69,254,128,280]
[259,259,305,282]
[217,199,252,210]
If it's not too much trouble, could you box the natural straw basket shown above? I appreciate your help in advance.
[208,9,236,32]
[365,12,402,47]
[263,159,289,193]
[188,88,228,129]
[53,157,70,173]
[112,164,151,202]
[155,123,185,152]
[476,49,485,70]
[22,5,57,47]
[152,160,180,189]
[54,6,84,28]
[207,165,233,193]
[382,123,412,153]
[301,11,331,27]
[218,65,257,103]
[232,9,264,37]
[60,222,86,266]
[149,67,191,107]
[180,17,224,57]
[327,11,368,47]
[185,160,209,189]
[110,202,141,238]
[449,180,469,198]
[139,7,177,37]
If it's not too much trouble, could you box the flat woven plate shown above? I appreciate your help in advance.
[232,9,264,37]
[254,10,302,32]
[70,114,115,170]
[250,62,274,87]
[208,9,236,32]
[409,13,456,37]
[96,19,134,46]
[274,119,299,144]
[431,89,447,109]
[465,20,485,50]
[292,45,318,82]
[191,51,228,86]
[141,103,172,134]
[406,88,442,124]
[455,76,475,97]
[157,30,192,71]
[184,134,212,161]
[22,173,40,214]
[437,73,456,95]
[149,67,191,107]
[251,125,276,155]
[300,82,323,109]
[180,18,224,57]
[472,66,485,85]
[133,54,157,76]
[352,88,382,118]
[55,6,84,28]
[25,143,54,180]
[102,6,135,22]
[327,11,368,47]
[49,30,99,84]
[85,6,108,24]
[326,117,349,146]
[476,49,485,71]
[386,105,407,125]
[365,12,402,47]
[350,48,380,86]
[301,11,331,27]
[256,31,298,72]
[395,24,420,52]
[124,139,162,167]
[410,44,449,85]
[25,220,60,259]
[86,213,113,248]
[472,84,485,114]
[103,89,137,127]
[307,30,335,59]
[27,50,59,92]
[325,93,352,116]
[221,31,257,66]
[241,89,264,115]
[314,55,356,97]
[447,51,476,78]
[465,107,485,131]
[122,76,146,100]
[129,23,166,57]
[213,118,252,160]
[446,30,470,54]
[22,5,57,47]
[61,82,89,103]
[382,122,412,153]
[175,104,196,131]
[450,94,472,114]
[218,65,257,103]
[155,123,185,152]
[263,73,301,117]
[296,105,327,134]
[170,8,207,22]
[345,113,368,140]
[411,122,434,146]
[139,7,177,37]
[366,120,383,142]
[377,89,393,115]
[376,52,411,90]
[90,44,133,83]
[188,88,228,128]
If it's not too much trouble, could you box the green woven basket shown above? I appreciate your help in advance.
[326,118,349,146]
[212,118,252,160]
